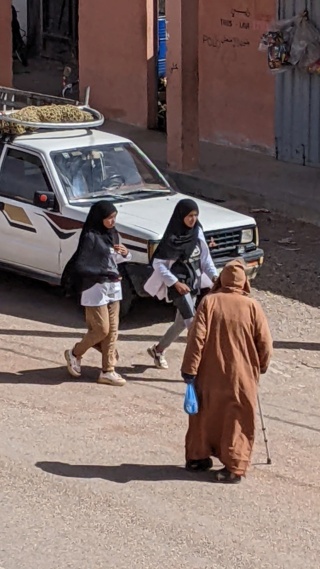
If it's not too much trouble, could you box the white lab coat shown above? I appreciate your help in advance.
[144,228,218,300]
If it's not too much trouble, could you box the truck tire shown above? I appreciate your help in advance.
[120,275,134,319]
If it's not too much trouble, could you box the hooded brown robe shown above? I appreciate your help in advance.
[181,260,273,476]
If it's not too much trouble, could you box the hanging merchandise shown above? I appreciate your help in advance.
[308,58,320,75]
[292,16,320,69]
[259,16,297,73]
[265,31,291,72]
[259,11,320,75]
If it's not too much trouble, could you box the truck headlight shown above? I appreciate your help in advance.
[241,228,254,244]
[255,226,259,246]
[148,240,160,261]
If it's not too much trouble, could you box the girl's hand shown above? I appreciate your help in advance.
[174,281,190,295]
[114,244,128,257]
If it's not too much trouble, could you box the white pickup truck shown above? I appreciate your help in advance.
[0,87,264,315]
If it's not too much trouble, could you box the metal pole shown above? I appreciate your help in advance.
[257,394,272,465]
[84,87,91,107]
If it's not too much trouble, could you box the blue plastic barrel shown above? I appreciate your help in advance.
[158,16,167,78]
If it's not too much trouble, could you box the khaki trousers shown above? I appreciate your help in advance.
[73,301,120,372]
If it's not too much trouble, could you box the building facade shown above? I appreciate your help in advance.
[0,0,12,87]
[198,0,275,153]
[2,1,317,167]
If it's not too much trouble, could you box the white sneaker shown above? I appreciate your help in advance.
[64,349,81,378]
[97,371,126,386]
[147,345,168,369]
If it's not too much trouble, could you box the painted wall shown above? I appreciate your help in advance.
[199,0,276,151]
[13,0,28,38]
[79,0,154,127]
[0,0,12,86]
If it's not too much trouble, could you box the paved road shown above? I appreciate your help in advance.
[0,212,319,569]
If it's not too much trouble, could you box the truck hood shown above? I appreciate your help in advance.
[68,193,256,240]
[115,193,255,238]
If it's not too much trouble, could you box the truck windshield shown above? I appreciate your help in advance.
[51,142,171,203]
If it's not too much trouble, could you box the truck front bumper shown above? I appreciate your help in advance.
[213,248,264,280]
[124,247,264,298]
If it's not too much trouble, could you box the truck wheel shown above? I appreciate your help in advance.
[120,275,134,319]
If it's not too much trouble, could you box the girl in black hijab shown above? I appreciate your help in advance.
[144,198,218,369]
[64,200,131,386]
[153,198,201,261]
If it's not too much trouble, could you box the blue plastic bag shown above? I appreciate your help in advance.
[184,382,199,415]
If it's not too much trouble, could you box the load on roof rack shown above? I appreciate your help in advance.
[0,86,104,131]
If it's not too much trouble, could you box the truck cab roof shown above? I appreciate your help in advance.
[10,129,129,154]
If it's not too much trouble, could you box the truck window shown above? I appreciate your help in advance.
[52,143,170,203]
[0,149,53,204]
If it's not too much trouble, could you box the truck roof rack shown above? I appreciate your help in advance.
[0,86,81,110]
[0,86,104,132]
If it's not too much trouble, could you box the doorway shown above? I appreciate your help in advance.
[157,0,167,132]
[41,0,78,60]
[12,0,79,98]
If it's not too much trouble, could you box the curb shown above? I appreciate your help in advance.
[154,160,320,227]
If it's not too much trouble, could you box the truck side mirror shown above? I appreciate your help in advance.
[33,191,55,210]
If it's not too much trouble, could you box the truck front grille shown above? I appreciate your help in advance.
[204,228,242,258]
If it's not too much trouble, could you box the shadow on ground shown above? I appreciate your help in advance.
[35,461,214,483]
[0,272,174,330]
[0,325,318,352]
[1,272,84,328]
[35,460,272,482]
[273,341,320,351]
[0,366,96,385]
[0,364,182,387]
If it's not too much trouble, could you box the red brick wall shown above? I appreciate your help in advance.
[199,0,276,151]
[79,0,153,127]
[0,0,12,86]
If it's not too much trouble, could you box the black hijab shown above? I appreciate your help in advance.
[61,200,119,296]
[153,198,200,261]
[79,200,119,246]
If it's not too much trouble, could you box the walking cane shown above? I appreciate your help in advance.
[257,394,272,465]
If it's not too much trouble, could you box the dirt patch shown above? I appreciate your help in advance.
[250,210,320,308]
[217,199,320,308]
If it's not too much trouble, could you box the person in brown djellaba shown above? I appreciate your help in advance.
[181,259,273,484]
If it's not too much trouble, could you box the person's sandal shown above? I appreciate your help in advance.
[186,458,213,472]
[211,467,241,484]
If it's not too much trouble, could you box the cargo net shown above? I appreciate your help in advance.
[0,104,93,135]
